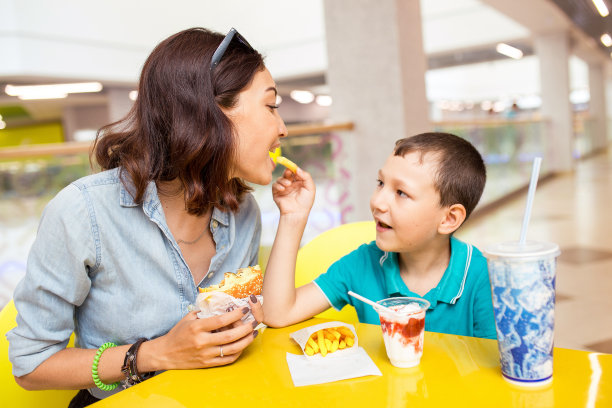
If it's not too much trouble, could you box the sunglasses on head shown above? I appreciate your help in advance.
[210,27,255,71]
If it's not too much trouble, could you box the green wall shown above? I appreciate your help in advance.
[0,122,64,148]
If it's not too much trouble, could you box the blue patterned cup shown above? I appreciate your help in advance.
[483,241,560,387]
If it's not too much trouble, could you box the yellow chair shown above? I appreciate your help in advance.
[295,221,376,323]
[0,299,77,407]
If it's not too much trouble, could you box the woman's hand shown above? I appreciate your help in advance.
[144,297,263,370]
[272,168,315,218]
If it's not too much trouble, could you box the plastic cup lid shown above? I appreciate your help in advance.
[483,240,560,259]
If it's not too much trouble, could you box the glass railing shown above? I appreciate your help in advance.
[252,128,351,254]
[0,123,353,307]
[0,117,597,307]
[434,118,550,207]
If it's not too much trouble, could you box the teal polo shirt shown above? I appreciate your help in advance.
[314,236,497,339]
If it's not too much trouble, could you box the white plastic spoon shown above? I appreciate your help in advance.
[348,291,403,318]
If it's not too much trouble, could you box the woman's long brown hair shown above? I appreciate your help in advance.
[93,27,264,215]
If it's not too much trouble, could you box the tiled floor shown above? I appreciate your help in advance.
[456,149,612,353]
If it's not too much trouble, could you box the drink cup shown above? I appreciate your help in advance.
[375,297,430,368]
[483,241,560,386]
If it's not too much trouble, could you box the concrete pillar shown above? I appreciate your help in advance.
[534,32,573,172]
[106,87,134,123]
[606,75,612,142]
[588,62,608,151]
[61,105,109,142]
[323,0,430,222]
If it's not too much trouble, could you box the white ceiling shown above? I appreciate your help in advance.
[1,0,535,81]
[421,0,529,54]
[0,0,606,122]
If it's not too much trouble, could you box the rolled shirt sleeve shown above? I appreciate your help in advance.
[7,184,97,376]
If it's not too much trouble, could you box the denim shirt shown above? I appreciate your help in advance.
[7,168,261,397]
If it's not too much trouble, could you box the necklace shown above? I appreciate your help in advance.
[176,217,211,245]
[177,226,208,245]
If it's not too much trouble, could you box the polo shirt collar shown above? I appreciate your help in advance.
[380,252,403,297]
[433,236,472,305]
[379,236,472,308]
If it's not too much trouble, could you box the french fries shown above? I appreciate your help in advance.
[276,156,298,173]
[304,326,355,356]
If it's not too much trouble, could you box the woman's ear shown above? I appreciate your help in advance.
[438,204,467,235]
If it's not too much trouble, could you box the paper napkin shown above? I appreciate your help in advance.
[286,321,382,387]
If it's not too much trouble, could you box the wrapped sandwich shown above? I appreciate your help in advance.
[196,265,263,326]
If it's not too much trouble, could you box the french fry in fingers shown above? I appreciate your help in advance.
[276,156,298,173]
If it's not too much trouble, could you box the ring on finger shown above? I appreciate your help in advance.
[219,345,224,358]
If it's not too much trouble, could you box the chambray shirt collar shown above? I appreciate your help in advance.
[380,236,471,309]
[118,179,229,227]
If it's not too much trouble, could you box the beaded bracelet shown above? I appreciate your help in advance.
[92,342,120,391]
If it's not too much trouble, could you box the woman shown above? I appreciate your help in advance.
[7,27,315,406]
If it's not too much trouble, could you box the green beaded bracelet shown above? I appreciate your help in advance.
[92,342,120,391]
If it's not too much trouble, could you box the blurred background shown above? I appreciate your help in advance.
[1,0,612,352]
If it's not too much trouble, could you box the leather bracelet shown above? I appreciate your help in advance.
[121,338,153,388]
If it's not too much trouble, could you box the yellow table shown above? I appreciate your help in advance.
[93,318,611,407]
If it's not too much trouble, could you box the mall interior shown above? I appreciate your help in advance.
[1,0,612,355]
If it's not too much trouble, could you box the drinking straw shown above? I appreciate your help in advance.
[348,291,402,317]
[519,157,542,246]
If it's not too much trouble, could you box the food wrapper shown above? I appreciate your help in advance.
[290,321,358,359]
[194,291,265,329]
[286,321,381,387]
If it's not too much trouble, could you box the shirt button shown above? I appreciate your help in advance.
[212,220,218,228]
[207,272,214,279]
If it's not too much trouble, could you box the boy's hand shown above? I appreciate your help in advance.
[272,167,315,217]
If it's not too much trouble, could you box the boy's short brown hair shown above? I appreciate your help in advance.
[394,132,486,220]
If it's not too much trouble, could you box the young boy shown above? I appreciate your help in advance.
[263,132,496,339]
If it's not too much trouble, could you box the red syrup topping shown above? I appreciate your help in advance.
[379,315,425,352]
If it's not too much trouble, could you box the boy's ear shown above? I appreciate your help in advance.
[438,204,466,235]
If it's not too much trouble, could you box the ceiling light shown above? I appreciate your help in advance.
[496,43,523,59]
[493,101,506,112]
[290,90,314,104]
[438,100,451,110]
[315,95,332,107]
[601,34,612,47]
[17,91,68,100]
[129,90,138,101]
[0,120,6,130]
[5,82,103,100]
[570,89,590,104]
[593,0,610,17]
[276,94,283,105]
[517,95,542,109]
